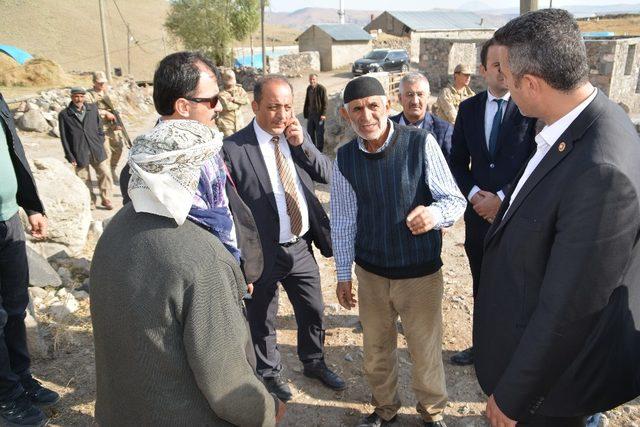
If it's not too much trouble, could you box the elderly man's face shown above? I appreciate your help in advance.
[71,93,85,107]
[309,75,318,87]
[252,80,294,136]
[341,95,390,141]
[184,65,222,127]
[399,79,429,123]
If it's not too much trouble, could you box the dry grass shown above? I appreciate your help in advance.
[578,16,640,36]
[0,57,71,87]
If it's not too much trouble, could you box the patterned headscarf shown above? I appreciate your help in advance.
[128,120,223,225]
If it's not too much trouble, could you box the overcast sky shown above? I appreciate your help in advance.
[268,0,640,13]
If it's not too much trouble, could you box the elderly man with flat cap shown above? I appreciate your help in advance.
[331,76,466,427]
[58,87,113,209]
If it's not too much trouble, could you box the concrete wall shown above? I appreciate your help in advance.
[331,40,372,70]
[268,51,321,77]
[419,38,488,92]
[298,27,333,71]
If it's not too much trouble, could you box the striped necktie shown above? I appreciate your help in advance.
[270,136,303,236]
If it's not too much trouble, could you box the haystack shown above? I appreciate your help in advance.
[0,56,69,87]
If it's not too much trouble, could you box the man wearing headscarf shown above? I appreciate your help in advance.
[90,51,284,426]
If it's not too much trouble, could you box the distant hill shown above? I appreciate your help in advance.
[0,0,175,80]
[266,7,381,29]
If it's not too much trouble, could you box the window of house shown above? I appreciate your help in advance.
[624,44,636,76]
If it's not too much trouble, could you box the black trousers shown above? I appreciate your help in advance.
[0,214,31,400]
[464,209,491,298]
[307,114,325,153]
[246,236,325,378]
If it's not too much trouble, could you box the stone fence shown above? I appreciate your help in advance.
[268,51,321,78]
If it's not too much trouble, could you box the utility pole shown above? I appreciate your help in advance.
[126,25,132,75]
[98,0,112,81]
[520,0,539,14]
[250,34,254,67]
[338,0,345,24]
[260,0,266,74]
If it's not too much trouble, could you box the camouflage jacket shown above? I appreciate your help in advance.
[216,85,249,134]
[434,84,475,124]
[86,90,119,132]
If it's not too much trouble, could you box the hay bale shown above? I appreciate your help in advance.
[0,56,69,87]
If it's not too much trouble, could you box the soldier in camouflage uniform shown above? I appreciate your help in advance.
[86,71,125,184]
[435,63,476,124]
[216,70,249,137]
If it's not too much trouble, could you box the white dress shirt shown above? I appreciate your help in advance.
[505,88,598,215]
[253,120,310,243]
[468,90,511,202]
[399,114,425,128]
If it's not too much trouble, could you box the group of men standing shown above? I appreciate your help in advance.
[58,72,127,210]
[85,7,640,427]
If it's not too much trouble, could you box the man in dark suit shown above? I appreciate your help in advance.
[390,72,453,161]
[475,9,640,426]
[58,87,113,210]
[0,93,60,427]
[302,73,327,152]
[223,75,345,402]
[448,38,537,366]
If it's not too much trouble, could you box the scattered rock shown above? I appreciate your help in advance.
[77,278,90,294]
[25,298,47,359]
[28,287,48,300]
[21,158,91,257]
[26,246,62,288]
[17,109,50,133]
[344,353,354,362]
[72,290,89,300]
[47,292,79,321]
[57,266,73,287]
[68,257,91,276]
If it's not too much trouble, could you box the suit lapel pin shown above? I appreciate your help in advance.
[558,142,566,152]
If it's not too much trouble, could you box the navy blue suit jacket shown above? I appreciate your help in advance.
[390,112,452,162]
[449,91,536,203]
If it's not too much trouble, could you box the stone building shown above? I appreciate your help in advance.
[364,11,495,63]
[297,24,373,71]
[585,35,640,114]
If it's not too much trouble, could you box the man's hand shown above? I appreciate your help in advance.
[28,213,47,239]
[470,191,486,206]
[104,111,116,122]
[473,190,501,223]
[284,117,304,147]
[406,205,436,235]
[275,399,286,424]
[71,161,77,167]
[320,115,326,121]
[336,281,357,309]
[247,283,254,295]
[486,395,516,427]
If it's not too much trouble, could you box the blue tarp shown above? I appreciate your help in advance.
[0,45,33,64]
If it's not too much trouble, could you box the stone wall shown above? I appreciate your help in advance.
[410,30,493,63]
[419,38,488,93]
[268,51,320,77]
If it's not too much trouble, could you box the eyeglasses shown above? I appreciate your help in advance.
[184,95,219,109]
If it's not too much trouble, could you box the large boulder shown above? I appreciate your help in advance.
[21,158,91,257]
[26,246,62,288]
[17,109,50,133]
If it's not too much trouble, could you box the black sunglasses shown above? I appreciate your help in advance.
[184,95,219,109]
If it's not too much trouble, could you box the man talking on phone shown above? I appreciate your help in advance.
[223,75,344,402]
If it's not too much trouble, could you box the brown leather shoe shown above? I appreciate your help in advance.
[101,199,114,210]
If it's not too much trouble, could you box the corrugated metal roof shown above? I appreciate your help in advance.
[385,11,492,31]
[314,24,373,41]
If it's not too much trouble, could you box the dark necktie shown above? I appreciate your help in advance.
[488,98,504,158]
[270,136,303,236]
